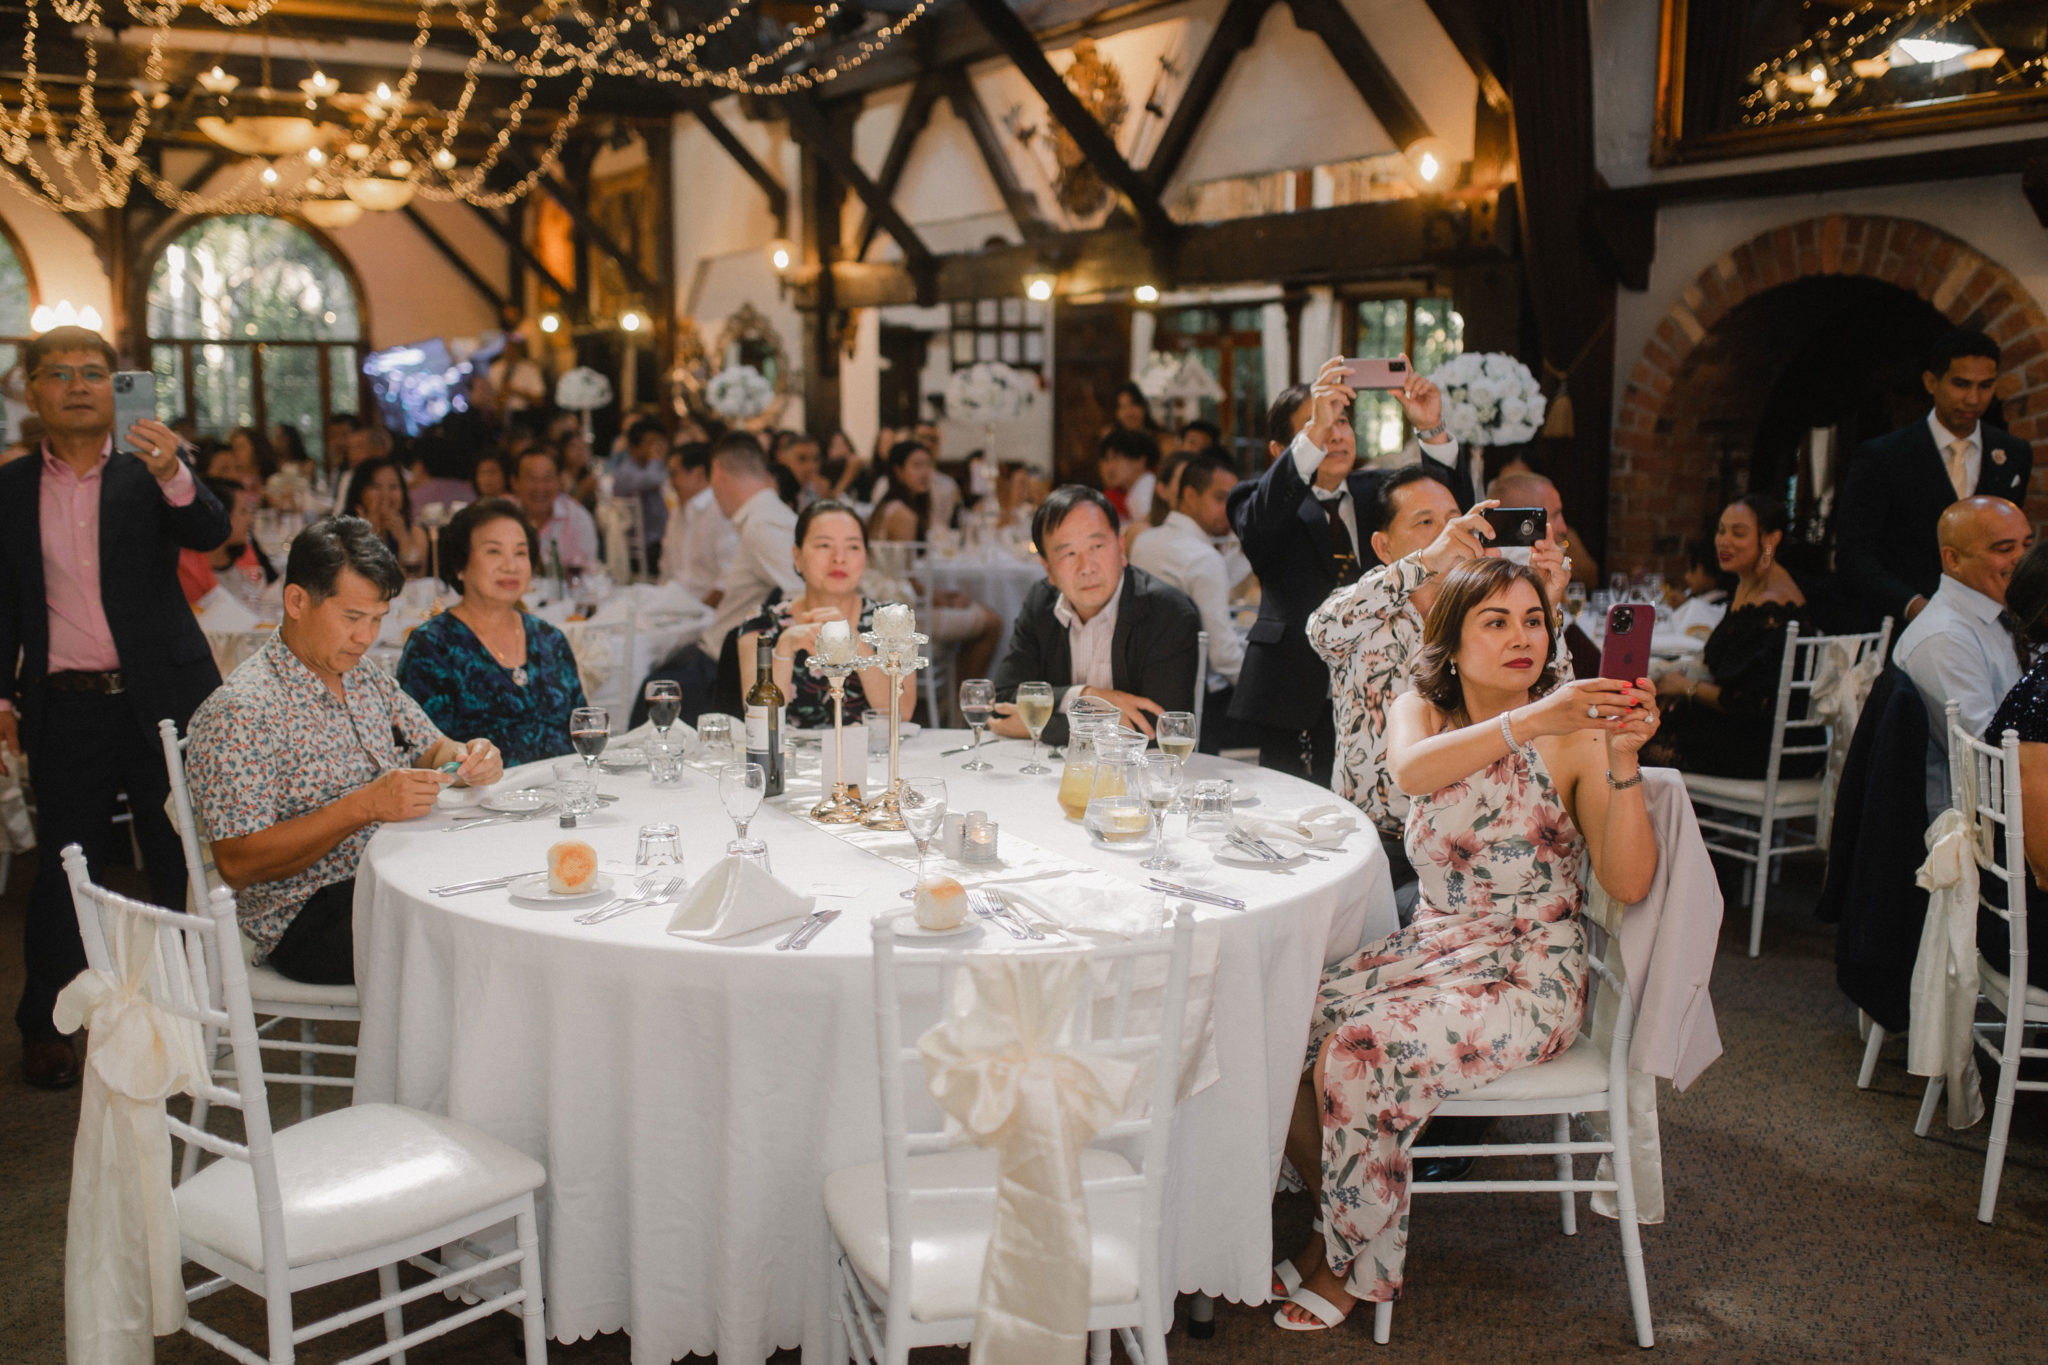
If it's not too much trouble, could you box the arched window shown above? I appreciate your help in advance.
[0,219,35,382]
[147,215,363,463]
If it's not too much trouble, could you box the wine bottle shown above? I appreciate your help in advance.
[746,636,786,797]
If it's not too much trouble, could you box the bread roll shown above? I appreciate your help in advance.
[913,875,968,931]
[548,840,599,894]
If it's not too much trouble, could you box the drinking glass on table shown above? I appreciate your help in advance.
[1564,581,1589,624]
[645,680,683,744]
[1138,753,1183,871]
[1155,711,1196,763]
[898,777,950,898]
[553,760,598,822]
[958,678,995,771]
[635,822,683,869]
[1016,681,1055,775]
[570,706,610,775]
[718,761,767,848]
[696,713,734,769]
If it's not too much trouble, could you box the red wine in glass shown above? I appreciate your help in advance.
[571,728,610,762]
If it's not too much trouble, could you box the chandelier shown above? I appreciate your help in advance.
[0,0,938,216]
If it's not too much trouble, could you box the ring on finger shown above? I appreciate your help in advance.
[1586,704,1600,719]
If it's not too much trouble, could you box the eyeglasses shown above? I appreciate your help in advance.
[33,366,112,387]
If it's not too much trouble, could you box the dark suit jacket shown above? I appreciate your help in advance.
[990,566,1200,747]
[0,450,230,755]
[1837,416,2033,628]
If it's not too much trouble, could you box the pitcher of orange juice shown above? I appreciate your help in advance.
[1056,697,1122,820]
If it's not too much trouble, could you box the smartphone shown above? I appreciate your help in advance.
[111,371,156,451]
[1599,603,1655,682]
[1339,356,1410,390]
[1483,506,1548,548]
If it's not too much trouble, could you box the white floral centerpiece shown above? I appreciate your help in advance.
[1429,351,1547,448]
[945,361,1037,422]
[706,364,777,421]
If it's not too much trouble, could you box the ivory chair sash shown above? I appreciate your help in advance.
[1908,807,1986,1130]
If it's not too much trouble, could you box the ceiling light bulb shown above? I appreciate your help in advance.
[433,148,457,171]
[1417,151,1441,182]
[198,66,239,96]
[387,158,412,177]
[539,312,562,334]
[301,71,339,100]
[621,310,645,333]
[1024,272,1056,303]
[261,165,279,185]
[375,83,394,103]
[766,238,795,273]
[1133,284,1158,303]
[306,147,325,165]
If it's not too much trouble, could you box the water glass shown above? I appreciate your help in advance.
[1138,754,1183,871]
[648,736,685,785]
[863,709,891,756]
[696,713,736,769]
[727,838,772,873]
[1188,779,1234,839]
[635,822,683,869]
[553,760,598,825]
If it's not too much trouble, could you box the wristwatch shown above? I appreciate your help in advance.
[1414,421,1448,442]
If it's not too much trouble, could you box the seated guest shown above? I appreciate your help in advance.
[1979,542,2048,990]
[1651,494,1814,778]
[912,419,964,531]
[512,446,599,571]
[660,440,736,604]
[560,430,601,509]
[612,417,673,573]
[1178,418,1221,455]
[1097,427,1159,526]
[776,432,827,509]
[1130,451,1247,719]
[1893,496,2032,820]
[396,498,588,768]
[1310,473,1572,917]
[190,474,280,607]
[1487,470,1601,589]
[472,451,510,500]
[737,500,914,728]
[1274,557,1657,1330]
[343,456,430,576]
[1667,537,1730,640]
[868,439,939,543]
[187,518,503,984]
[989,485,1200,743]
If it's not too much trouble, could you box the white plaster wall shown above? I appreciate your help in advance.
[0,176,115,324]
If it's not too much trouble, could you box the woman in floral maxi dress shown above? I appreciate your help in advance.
[1273,557,1662,1331]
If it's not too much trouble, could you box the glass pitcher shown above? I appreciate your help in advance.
[1082,727,1151,845]
[1056,697,1122,820]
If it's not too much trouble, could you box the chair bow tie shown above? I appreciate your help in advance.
[1910,810,1986,1132]
[920,958,1139,1365]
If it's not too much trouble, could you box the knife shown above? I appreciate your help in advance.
[789,908,840,950]
[431,869,546,895]
[1147,879,1246,910]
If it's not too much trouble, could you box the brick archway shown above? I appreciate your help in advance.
[1610,214,2048,572]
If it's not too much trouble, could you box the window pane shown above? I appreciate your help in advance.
[262,344,324,467]
[951,332,975,365]
[192,343,255,432]
[1000,331,1021,363]
[1354,392,1406,463]
[148,215,361,342]
[0,235,29,336]
[975,332,998,362]
[151,345,185,421]
[1230,338,1265,451]
[329,346,361,430]
[976,299,998,326]
[952,302,974,327]
[1354,299,1407,358]
[1023,330,1045,365]
[1000,298,1022,325]
[1411,296,1463,374]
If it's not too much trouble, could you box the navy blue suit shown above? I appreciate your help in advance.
[0,448,229,1039]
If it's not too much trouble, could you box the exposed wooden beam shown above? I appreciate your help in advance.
[781,92,938,304]
[938,66,1053,244]
[400,205,508,315]
[857,71,945,260]
[1142,0,1277,195]
[459,200,574,302]
[961,0,1180,257]
[690,102,790,227]
[1601,135,2048,210]
[507,145,662,302]
[1283,0,1432,153]
[1423,0,1511,113]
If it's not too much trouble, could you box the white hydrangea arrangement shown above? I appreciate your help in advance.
[946,361,1036,421]
[553,366,614,412]
[705,363,777,420]
[1135,351,1182,404]
[1430,351,1547,447]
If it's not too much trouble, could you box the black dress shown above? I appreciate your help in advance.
[1659,601,1823,780]
[1981,662,2048,990]
[738,590,880,729]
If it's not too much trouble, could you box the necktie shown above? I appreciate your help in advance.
[1321,495,1359,586]
[1947,438,1972,500]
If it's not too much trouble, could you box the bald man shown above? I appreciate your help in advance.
[1893,496,2034,819]
[1487,471,1601,589]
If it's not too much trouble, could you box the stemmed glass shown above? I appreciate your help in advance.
[1138,754,1183,871]
[959,679,995,771]
[1564,581,1589,625]
[1016,681,1055,775]
[719,761,767,849]
[1156,711,1196,763]
[645,680,682,746]
[897,777,950,898]
[570,706,610,775]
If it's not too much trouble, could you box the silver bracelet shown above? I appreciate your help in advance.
[1606,770,1644,791]
[1500,710,1534,761]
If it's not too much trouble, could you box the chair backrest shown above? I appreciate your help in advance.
[159,718,216,917]
[563,610,639,724]
[1761,620,1893,792]
[61,845,287,1265]
[1192,630,1209,739]
[868,907,1197,1309]
[1946,700,2028,983]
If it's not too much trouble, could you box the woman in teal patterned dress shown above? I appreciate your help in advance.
[1272,557,1661,1331]
[396,498,587,768]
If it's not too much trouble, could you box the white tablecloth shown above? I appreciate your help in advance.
[353,732,1392,1363]
[922,547,1045,656]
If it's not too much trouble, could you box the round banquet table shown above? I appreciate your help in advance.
[353,730,1395,1364]
[920,547,1045,656]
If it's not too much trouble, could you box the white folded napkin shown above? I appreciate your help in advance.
[193,584,260,634]
[1233,804,1358,850]
[665,856,814,940]
[999,874,1167,941]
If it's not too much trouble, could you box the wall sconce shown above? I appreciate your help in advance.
[1404,136,1448,189]
[30,301,104,332]
[620,310,646,333]
[538,312,562,335]
[1024,271,1056,303]
[766,238,795,273]
[1133,284,1158,304]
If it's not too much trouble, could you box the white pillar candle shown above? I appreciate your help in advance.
[875,602,916,639]
[817,617,857,664]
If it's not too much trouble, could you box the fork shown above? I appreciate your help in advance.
[968,889,1029,940]
[573,872,659,923]
[575,874,683,925]
[985,888,1045,940]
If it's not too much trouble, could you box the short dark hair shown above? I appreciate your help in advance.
[1098,426,1159,467]
[343,457,413,527]
[1926,328,2000,379]
[669,440,712,475]
[439,497,537,593]
[1371,465,1454,535]
[201,475,245,508]
[286,515,404,603]
[1182,419,1222,444]
[795,497,868,549]
[711,429,769,478]
[1266,384,1313,448]
[513,446,561,480]
[1031,484,1119,555]
[1178,450,1237,498]
[627,416,668,448]
[24,326,116,375]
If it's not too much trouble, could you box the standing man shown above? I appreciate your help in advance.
[0,325,231,1088]
[611,417,673,575]
[1838,328,2032,630]
[660,441,736,604]
[1226,356,1458,784]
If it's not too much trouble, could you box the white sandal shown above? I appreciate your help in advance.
[1273,1287,1350,1332]
[1271,1215,1323,1299]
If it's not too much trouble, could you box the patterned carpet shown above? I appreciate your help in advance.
[2,846,2043,1364]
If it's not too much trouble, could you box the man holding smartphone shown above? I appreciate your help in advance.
[0,326,229,1089]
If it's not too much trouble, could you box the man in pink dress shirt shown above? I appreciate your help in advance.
[0,326,231,1089]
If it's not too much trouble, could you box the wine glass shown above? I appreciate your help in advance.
[1564,581,1589,624]
[1016,681,1055,775]
[645,680,682,744]
[1156,711,1196,764]
[959,678,995,771]
[570,706,610,775]
[1138,754,1183,871]
[718,761,767,846]
[897,777,950,898]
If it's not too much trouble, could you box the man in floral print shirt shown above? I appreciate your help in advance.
[1309,470,1573,918]
[187,518,503,985]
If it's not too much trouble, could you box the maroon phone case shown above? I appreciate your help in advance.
[1598,604,1655,682]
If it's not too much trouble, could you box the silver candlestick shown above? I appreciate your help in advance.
[858,628,928,830]
[805,655,865,824]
